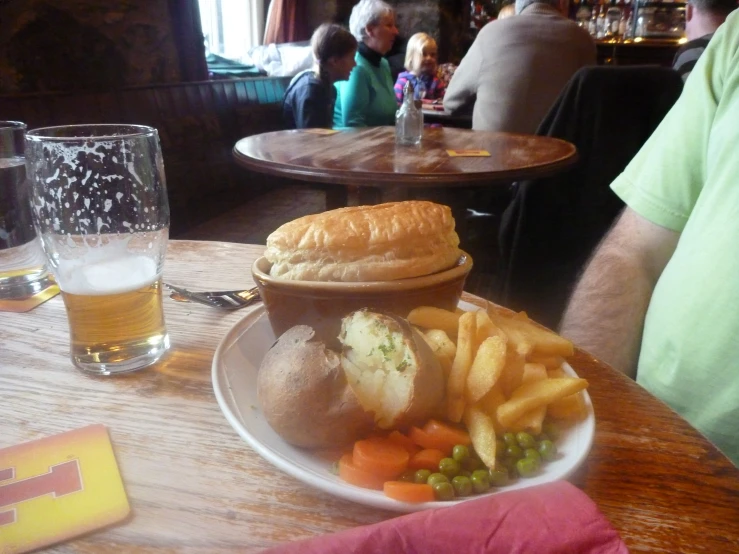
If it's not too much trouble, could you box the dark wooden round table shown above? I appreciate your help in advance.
[233,127,577,209]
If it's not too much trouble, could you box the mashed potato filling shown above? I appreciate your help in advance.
[339,310,419,428]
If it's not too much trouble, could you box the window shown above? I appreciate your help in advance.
[198,0,265,62]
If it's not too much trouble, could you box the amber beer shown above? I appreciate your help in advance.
[58,254,169,373]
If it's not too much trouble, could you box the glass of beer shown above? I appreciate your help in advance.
[0,121,50,299]
[25,124,170,375]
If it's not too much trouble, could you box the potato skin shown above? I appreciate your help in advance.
[257,325,374,448]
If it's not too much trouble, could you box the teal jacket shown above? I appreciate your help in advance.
[334,46,397,128]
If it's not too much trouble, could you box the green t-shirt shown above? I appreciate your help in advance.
[611,11,739,466]
[334,52,397,128]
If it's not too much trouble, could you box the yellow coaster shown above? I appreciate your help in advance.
[447,149,491,157]
[0,425,130,553]
[302,128,340,135]
[0,283,60,313]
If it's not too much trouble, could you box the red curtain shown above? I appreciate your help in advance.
[263,0,312,44]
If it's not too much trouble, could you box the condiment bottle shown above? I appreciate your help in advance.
[395,80,423,146]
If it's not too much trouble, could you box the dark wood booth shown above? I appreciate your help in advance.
[0,76,293,236]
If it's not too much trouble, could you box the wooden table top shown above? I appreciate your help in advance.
[2,240,737,553]
[233,127,577,188]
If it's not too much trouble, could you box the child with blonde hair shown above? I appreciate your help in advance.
[393,32,445,103]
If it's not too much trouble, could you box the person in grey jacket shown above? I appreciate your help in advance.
[444,0,596,134]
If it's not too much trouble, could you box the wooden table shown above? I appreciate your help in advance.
[233,127,577,209]
[2,240,738,553]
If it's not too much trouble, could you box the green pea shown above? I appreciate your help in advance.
[458,469,471,478]
[470,469,491,493]
[502,432,517,446]
[506,444,524,460]
[516,431,536,449]
[433,481,456,501]
[451,475,473,496]
[462,456,482,472]
[495,439,507,458]
[538,439,558,461]
[414,469,432,484]
[488,468,509,487]
[452,444,470,463]
[516,457,540,478]
[524,448,542,464]
[503,457,519,477]
[426,472,449,487]
[439,457,461,478]
[398,469,416,482]
[542,421,560,441]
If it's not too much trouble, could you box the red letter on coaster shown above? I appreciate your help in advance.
[0,460,83,526]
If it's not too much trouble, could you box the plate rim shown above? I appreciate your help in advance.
[211,302,595,513]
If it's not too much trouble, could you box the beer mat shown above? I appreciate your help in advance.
[301,128,340,135]
[447,149,491,157]
[0,424,130,553]
[0,283,60,313]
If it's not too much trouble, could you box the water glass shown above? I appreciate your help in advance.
[0,121,50,299]
[25,124,171,375]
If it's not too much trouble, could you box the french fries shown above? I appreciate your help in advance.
[497,378,588,429]
[463,404,497,470]
[446,312,476,422]
[408,303,588,471]
[466,335,507,404]
[407,307,461,338]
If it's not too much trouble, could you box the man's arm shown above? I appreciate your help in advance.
[559,207,679,377]
[442,40,482,114]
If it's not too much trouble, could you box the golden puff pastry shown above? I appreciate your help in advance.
[265,201,462,282]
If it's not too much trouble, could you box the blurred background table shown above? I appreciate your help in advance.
[233,127,577,210]
[2,240,737,552]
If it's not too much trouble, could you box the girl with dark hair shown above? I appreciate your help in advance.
[283,23,358,129]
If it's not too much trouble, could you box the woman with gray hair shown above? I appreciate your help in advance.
[334,0,399,128]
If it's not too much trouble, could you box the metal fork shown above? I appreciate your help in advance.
[165,283,260,310]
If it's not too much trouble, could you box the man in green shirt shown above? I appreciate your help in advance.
[561,11,739,466]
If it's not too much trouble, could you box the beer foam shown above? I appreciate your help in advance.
[57,254,158,296]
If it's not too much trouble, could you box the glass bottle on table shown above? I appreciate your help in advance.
[395,80,423,146]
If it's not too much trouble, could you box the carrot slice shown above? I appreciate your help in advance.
[352,437,409,479]
[408,448,446,471]
[408,426,453,456]
[384,481,435,503]
[423,419,472,450]
[387,430,421,456]
[338,454,387,490]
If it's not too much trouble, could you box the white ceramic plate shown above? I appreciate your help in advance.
[211,301,595,513]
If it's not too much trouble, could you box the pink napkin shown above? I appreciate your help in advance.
[262,481,628,554]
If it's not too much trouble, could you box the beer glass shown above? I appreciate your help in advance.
[25,124,170,375]
[0,121,50,299]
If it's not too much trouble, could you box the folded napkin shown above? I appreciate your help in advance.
[262,481,628,554]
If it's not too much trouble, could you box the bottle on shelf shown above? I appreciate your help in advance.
[576,0,593,28]
[588,2,599,36]
[395,80,423,146]
[606,0,622,37]
[618,0,633,38]
[596,1,609,38]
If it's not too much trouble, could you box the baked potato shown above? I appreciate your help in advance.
[339,309,445,430]
[257,325,374,448]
